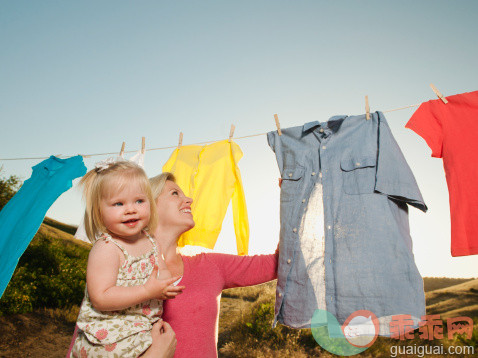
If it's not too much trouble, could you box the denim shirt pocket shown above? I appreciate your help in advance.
[340,156,376,195]
[280,165,305,203]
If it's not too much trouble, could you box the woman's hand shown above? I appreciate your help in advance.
[144,265,185,300]
[141,320,176,358]
[151,321,176,358]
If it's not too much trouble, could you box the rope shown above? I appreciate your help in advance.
[0,102,422,161]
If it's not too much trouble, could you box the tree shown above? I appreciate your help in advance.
[0,167,21,211]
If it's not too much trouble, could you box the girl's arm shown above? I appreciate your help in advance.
[86,240,184,311]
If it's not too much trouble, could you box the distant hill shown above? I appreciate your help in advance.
[42,217,78,236]
[425,278,478,319]
[423,277,475,292]
[41,217,91,249]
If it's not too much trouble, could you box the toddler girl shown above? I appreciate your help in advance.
[70,159,183,358]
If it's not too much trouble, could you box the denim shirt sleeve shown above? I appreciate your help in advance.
[267,131,284,173]
[375,113,427,212]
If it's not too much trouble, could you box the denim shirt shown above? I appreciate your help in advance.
[267,112,427,334]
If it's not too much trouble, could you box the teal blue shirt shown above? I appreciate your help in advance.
[0,155,86,297]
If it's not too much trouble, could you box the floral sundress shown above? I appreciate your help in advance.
[71,232,163,358]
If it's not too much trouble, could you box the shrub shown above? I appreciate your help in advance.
[0,233,89,315]
[219,292,322,356]
[0,169,21,211]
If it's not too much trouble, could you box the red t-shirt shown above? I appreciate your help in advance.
[406,90,478,257]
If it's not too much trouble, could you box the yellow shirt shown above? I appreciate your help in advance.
[162,140,249,255]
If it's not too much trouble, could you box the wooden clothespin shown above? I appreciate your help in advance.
[141,137,145,154]
[178,132,183,148]
[274,114,282,136]
[229,124,235,142]
[430,83,448,104]
[119,142,125,157]
[365,95,371,120]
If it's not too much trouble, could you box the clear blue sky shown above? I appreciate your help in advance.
[1,1,477,277]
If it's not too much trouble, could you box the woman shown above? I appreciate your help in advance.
[150,172,278,357]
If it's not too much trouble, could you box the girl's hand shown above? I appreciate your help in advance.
[144,266,185,300]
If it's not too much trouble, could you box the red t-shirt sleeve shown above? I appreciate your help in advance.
[206,252,278,289]
[406,101,444,158]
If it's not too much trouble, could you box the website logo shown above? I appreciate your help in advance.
[311,309,379,356]
[311,310,474,356]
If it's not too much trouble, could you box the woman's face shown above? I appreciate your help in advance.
[155,180,195,233]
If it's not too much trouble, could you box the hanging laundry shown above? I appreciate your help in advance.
[267,113,427,335]
[406,90,478,257]
[128,150,145,168]
[0,155,87,298]
[74,152,145,243]
[162,139,249,255]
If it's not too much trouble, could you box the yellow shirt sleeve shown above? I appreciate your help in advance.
[230,141,249,255]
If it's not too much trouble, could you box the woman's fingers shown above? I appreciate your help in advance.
[161,321,175,336]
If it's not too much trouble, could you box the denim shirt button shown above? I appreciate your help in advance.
[319,172,323,178]
[311,172,316,176]
[322,146,326,150]
[292,228,297,233]
[319,128,324,133]
[288,172,293,177]
[327,225,331,230]
[287,259,291,264]
[302,199,306,203]
[278,292,282,297]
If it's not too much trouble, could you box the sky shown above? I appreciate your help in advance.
[1,1,477,278]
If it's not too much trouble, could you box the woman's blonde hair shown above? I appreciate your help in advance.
[149,172,176,200]
[80,160,158,242]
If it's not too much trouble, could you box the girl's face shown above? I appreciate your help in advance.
[100,179,151,241]
[155,180,194,233]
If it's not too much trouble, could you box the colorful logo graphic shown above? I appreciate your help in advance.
[311,309,379,356]
[311,309,474,356]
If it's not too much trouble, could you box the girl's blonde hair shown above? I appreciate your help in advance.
[80,160,158,242]
[149,172,176,200]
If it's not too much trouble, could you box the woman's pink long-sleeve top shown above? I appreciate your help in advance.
[163,252,278,357]
[66,251,277,358]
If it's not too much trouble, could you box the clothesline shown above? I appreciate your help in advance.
[0,103,421,162]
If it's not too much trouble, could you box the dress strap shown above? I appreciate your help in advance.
[97,233,129,257]
[143,231,159,256]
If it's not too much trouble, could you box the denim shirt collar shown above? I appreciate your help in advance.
[302,115,347,133]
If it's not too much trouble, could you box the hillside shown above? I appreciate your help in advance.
[0,217,476,357]
[426,278,478,319]
[42,217,78,236]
